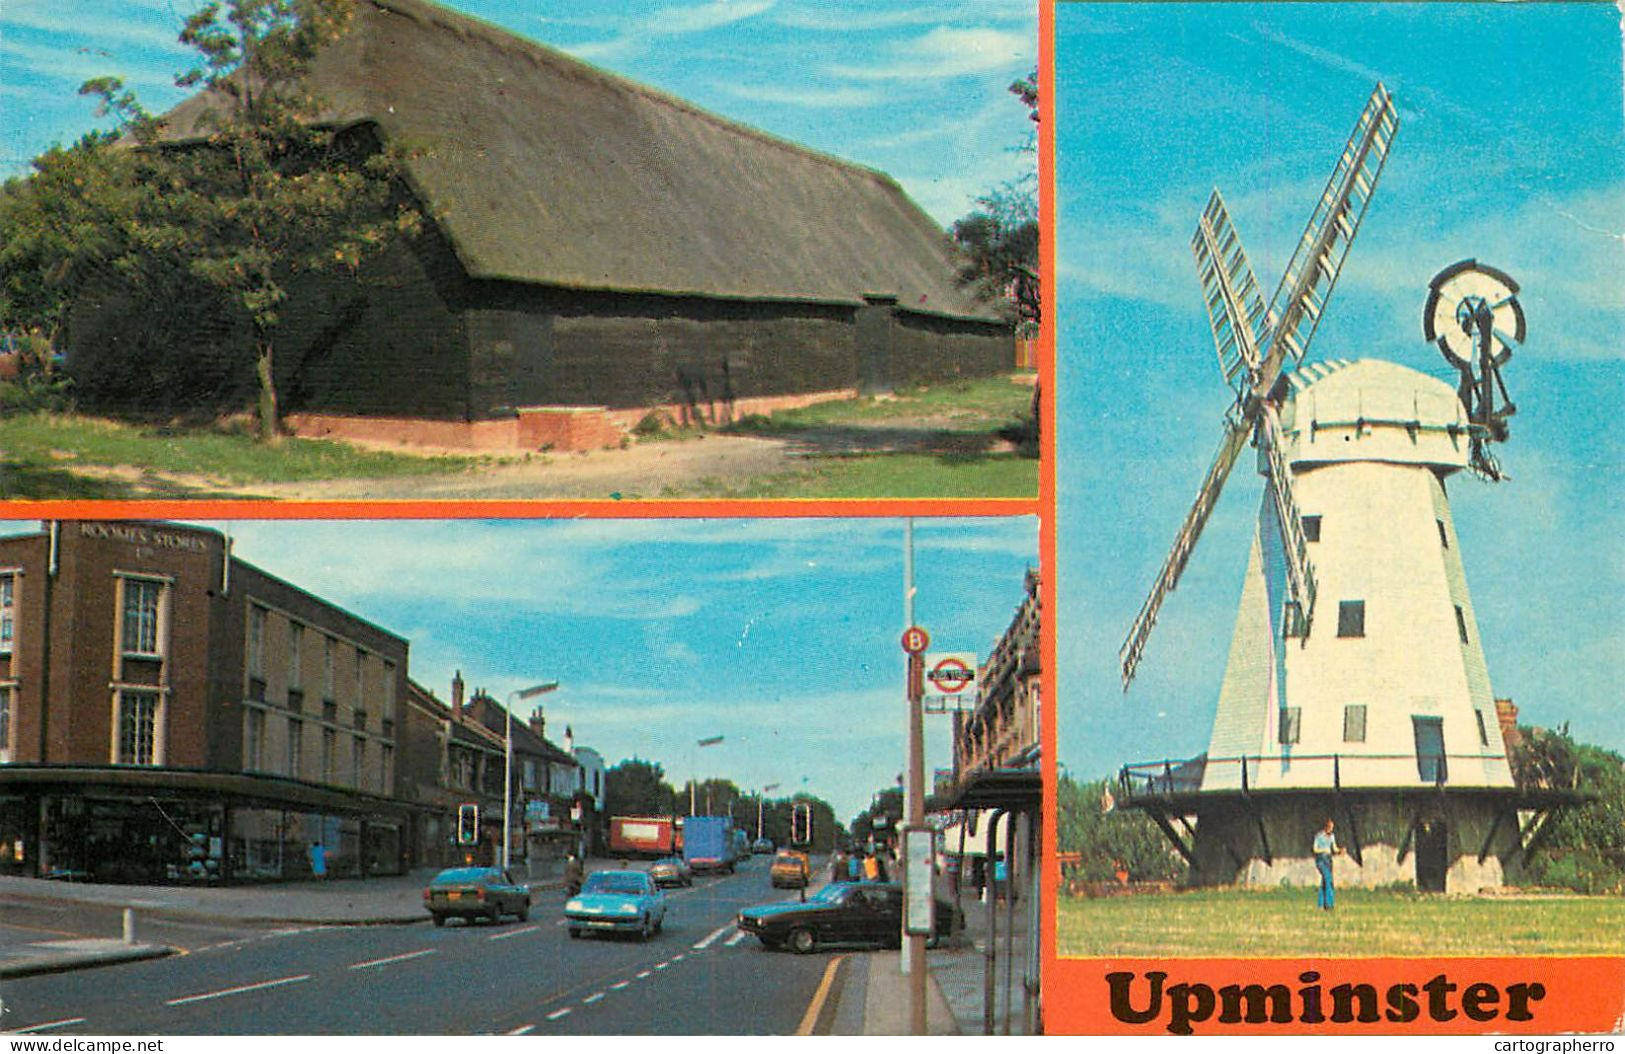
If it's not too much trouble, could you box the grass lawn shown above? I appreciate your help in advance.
[664,452,1039,499]
[1058,888,1625,957]
[0,412,478,498]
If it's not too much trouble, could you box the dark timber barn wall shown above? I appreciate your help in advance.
[63,0,1011,432]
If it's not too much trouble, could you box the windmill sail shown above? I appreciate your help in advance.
[1193,190,1273,398]
[1255,83,1398,393]
[1120,420,1252,687]
[1258,403,1317,627]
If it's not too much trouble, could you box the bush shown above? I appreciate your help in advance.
[0,374,74,414]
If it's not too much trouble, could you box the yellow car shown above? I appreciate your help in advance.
[770,849,810,889]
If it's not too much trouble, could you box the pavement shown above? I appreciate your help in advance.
[0,868,1032,1035]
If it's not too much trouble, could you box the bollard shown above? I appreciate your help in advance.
[122,908,135,944]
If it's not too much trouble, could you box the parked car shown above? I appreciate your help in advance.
[752,837,775,855]
[737,882,962,954]
[565,869,667,940]
[769,849,810,889]
[648,856,694,888]
[423,866,531,927]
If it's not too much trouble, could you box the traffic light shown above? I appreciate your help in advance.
[791,803,812,846]
[457,803,479,846]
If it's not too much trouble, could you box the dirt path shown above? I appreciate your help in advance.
[244,433,805,500]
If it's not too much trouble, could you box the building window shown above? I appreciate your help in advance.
[1455,605,1469,644]
[322,636,336,702]
[121,579,164,656]
[352,736,366,788]
[1437,519,1449,548]
[117,690,160,765]
[247,605,267,679]
[354,647,366,706]
[1475,709,1490,747]
[1343,704,1367,743]
[0,685,12,757]
[381,744,393,794]
[0,573,16,653]
[288,717,303,778]
[1414,716,1447,784]
[382,660,396,717]
[244,708,265,771]
[1301,515,1322,543]
[1337,600,1365,638]
[321,728,335,781]
[288,622,303,690]
[1278,707,1301,745]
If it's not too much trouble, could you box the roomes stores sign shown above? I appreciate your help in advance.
[78,522,211,553]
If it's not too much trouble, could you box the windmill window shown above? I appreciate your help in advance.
[1281,601,1306,639]
[1436,519,1449,548]
[1454,605,1469,644]
[1343,704,1367,743]
[1278,707,1301,745]
[1337,600,1365,638]
[1475,709,1490,746]
[1301,515,1322,543]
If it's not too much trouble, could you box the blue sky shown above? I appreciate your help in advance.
[186,517,1038,824]
[0,0,1035,226]
[1055,4,1625,779]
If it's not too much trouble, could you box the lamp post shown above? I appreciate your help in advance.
[688,735,724,815]
[757,783,781,841]
[504,681,559,870]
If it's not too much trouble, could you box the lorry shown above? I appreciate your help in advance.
[608,815,677,858]
[682,815,737,874]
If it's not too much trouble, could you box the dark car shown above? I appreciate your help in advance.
[423,866,531,926]
[736,881,962,954]
[752,837,775,855]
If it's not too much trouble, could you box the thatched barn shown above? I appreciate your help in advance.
[66,0,1013,450]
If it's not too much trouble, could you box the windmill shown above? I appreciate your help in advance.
[1114,85,1555,893]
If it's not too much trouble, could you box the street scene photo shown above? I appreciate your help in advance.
[0,516,1039,1035]
[1052,2,1625,971]
[0,0,1039,500]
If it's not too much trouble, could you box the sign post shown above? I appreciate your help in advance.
[901,520,927,1035]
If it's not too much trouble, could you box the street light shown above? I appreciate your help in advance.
[689,735,724,815]
[757,783,781,840]
[504,681,559,870]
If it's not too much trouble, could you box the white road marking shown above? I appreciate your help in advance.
[636,970,652,979]
[505,1025,534,1035]
[611,981,631,990]
[692,924,732,950]
[725,930,749,947]
[7,1018,87,1033]
[554,919,566,927]
[488,925,542,941]
[545,1008,571,1021]
[348,949,436,970]
[654,961,670,970]
[165,974,310,1006]
[583,993,605,1005]
[672,953,686,962]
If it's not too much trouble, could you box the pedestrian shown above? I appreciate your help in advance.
[862,852,880,883]
[847,852,863,881]
[564,852,584,897]
[1313,818,1343,910]
[830,849,847,884]
[308,841,327,881]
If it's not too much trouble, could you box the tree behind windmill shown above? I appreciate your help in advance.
[83,0,418,443]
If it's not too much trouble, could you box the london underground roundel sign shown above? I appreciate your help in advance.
[927,655,975,694]
[901,626,930,654]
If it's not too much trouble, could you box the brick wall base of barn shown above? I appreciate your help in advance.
[285,388,856,453]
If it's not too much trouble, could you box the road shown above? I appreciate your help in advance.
[0,861,844,1035]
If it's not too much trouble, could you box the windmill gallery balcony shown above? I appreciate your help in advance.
[1117,750,1520,801]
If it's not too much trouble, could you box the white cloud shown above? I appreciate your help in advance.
[561,0,775,65]
[828,26,1030,82]
[713,81,883,109]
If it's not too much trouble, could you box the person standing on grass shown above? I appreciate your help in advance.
[1313,818,1342,910]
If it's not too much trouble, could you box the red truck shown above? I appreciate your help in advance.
[608,815,679,858]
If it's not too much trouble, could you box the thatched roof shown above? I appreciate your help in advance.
[158,0,1001,322]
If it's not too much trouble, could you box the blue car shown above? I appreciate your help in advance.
[565,869,667,940]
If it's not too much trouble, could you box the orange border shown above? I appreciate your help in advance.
[0,498,1038,521]
[1037,0,1624,1036]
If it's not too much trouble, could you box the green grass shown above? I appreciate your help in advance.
[0,412,477,498]
[1058,887,1625,957]
[660,451,1039,499]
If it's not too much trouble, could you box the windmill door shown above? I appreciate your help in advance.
[1415,818,1449,893]
[1413,717,1448,785]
